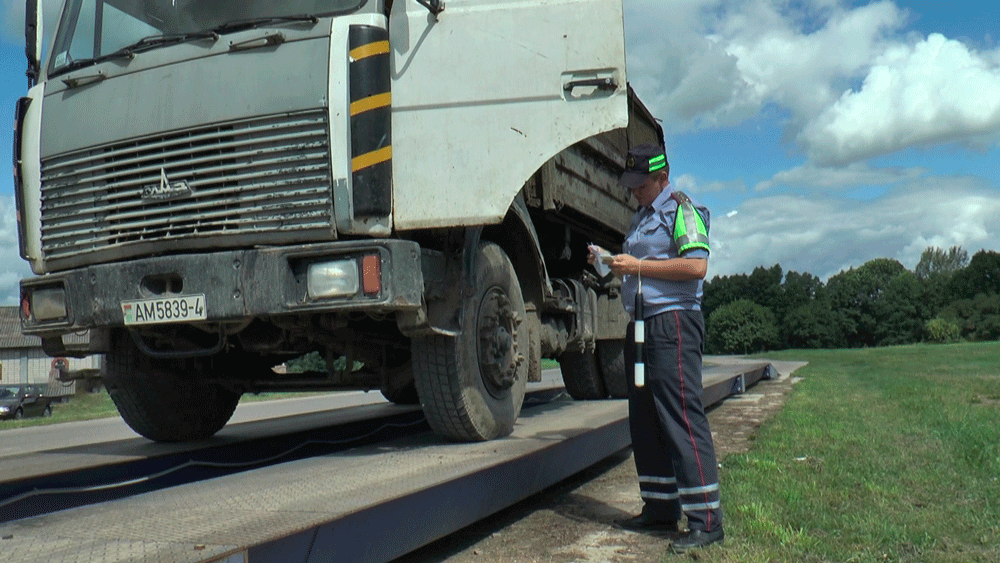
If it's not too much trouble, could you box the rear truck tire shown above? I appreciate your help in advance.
[13,408,23,420]
[104,332,241,442]
[380,360,420,405]
[412,242,528,441]
[43,404,53,417]
[558,349,607,400]
[597,339,628,399]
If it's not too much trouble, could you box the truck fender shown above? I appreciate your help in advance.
[397,196,549,338]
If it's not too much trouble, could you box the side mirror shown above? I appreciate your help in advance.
[25,0,43,86]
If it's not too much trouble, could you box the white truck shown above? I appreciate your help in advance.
[14,0,663,442]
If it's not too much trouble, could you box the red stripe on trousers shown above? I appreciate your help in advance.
[675,310,712,531]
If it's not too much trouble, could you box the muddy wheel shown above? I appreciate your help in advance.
[597,339,628,398]
[558,349,607,400]
[104,331,241,442]
[381,360,420,405]
[412,242,528,441]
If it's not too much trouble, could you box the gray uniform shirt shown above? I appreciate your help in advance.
[622,187,710,319]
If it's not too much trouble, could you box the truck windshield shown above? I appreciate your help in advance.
[48,0,367,75]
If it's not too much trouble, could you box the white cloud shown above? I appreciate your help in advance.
[801,33,1000,164]
[754,162,927,192]
[625,0,906,137]
[709,176,1000,280]
[625,0,762,130]
[674,173,746,195]
[626,1,1000,166]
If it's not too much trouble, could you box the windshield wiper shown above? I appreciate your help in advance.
[115,31,221,56]
[54,31,220,76]
[210,14,320,35]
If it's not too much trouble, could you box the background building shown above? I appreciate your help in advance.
[0,307,100,396]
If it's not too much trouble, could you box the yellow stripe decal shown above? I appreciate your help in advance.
[352,146,392,172]
[350,40,390,61]
[350,92,392,116]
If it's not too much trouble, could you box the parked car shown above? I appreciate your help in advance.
[0,385,54,420]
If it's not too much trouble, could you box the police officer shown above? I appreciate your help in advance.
[610,144,724,553]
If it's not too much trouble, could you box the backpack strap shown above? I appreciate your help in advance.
[669,191,710,255]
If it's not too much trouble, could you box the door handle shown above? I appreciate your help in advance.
[62,70,106,89]
[563,77,618,93]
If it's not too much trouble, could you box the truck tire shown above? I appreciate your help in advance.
[412,242,528,441]
[381,361,420,405]
[597,339,628,398]
[558,350,607,400]
[104,333,240,442]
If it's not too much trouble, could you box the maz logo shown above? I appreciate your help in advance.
[141,169,192,200]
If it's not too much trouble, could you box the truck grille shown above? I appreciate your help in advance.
[39,110,333,265]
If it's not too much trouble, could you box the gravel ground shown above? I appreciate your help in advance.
[393,360,807,563]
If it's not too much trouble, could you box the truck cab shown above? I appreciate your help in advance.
[15,0,661,443]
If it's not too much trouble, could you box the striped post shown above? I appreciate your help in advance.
[634,290,645,387]
[348,25,392,218]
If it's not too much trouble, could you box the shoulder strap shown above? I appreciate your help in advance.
[669,191,710,255]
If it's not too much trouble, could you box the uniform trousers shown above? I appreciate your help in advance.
[625,309,723,532]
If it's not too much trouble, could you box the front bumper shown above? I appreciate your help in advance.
[20,240,424,340]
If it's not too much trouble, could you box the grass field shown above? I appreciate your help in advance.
[711,342,1000,563]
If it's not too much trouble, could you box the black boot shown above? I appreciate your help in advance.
[671,527,724,552]
[615,512,678,532]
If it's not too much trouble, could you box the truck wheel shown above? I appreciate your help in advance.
[105,333,241,442]
[558,350,607,400]
[43,405,53,417]
[412,242,528,441]
[381,361,420,405]
[597,339,628,398]
[13,408,23,420]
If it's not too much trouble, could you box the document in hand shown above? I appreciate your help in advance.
[588,244,614,277]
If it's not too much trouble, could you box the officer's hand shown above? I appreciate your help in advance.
[610,254,640,277]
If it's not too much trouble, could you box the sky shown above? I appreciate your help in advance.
[1,0,999,305]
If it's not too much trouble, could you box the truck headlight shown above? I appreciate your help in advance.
[307,260,359,299]
[28,285,68,321]
[0,406,9,413]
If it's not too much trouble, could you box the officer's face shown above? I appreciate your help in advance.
[630,172,667,207]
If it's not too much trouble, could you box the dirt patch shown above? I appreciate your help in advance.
[394,361,805,563]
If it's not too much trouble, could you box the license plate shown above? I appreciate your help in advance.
[121,295,207,326]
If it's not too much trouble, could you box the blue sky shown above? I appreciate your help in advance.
[2,0,1000,305]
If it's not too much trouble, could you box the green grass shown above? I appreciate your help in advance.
[700,342,1000,563]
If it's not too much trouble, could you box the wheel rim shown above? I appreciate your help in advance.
[477,286,520,397]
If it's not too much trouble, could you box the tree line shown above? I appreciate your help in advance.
[703,246,1000,354]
